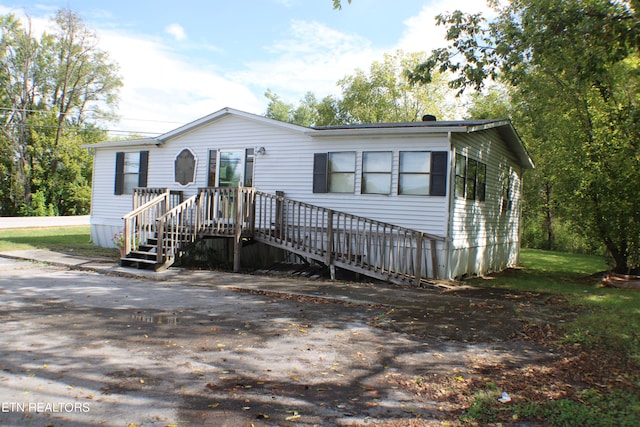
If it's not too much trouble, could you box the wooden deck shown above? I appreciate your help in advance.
[121,187,446,285]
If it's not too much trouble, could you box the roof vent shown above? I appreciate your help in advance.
[422,114,437,122]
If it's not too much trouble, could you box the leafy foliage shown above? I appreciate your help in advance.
[0,10,120,216]
[419,0,640,272]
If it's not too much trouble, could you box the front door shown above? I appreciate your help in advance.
[217,150,244,187]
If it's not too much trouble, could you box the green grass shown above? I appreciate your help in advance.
[0,225,118,259]
[468,248,640,426]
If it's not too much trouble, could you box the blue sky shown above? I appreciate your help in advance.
[0,0,491,135]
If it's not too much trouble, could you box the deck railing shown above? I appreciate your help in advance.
[124,187,445,282]
[196,187,256,236]
[133,187,183,210]
[252,191,445,283]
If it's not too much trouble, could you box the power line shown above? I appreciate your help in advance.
[0,122,163,136]
[0,106,184,126]
[0,108,177,136]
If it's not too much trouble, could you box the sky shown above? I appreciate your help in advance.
[0,0,493,135]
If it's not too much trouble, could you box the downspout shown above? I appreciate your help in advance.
[444,131,455,280]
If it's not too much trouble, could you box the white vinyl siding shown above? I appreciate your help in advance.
[88,111,529,279]
[448,129,523,278]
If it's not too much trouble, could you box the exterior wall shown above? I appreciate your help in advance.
[89,144,144,247]
[88,113,527,280]
[90,115,451,254]
[448,129,523,279]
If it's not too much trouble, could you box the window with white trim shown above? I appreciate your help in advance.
[362,151,392,194]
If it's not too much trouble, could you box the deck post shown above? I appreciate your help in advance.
[326,210,335,279]
[233,187,242,272]
[156,217,165,265]
[414,232,423,286]
[123,218,131,256]
[430,239,438,280]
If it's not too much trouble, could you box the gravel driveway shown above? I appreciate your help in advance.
[0,256,559,426]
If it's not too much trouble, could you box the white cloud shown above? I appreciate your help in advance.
[164,23,186,41]
[397,0,495,53]
[97,29,263,134]
[231,20,382,103]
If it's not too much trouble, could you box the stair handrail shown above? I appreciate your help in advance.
[156,194,199,265]
[122,191,172,255]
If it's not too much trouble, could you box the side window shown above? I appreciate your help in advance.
[501,164,512,213]
[466,158,477,200]
[455,154,486,202]
[455,153,466,198]
[115,151,148,195]
[362,151,392,195]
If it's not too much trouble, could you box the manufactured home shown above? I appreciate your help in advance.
[86,107,533,282]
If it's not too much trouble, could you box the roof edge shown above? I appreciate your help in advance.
[157,107,308,142]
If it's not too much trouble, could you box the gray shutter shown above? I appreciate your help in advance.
[114,152,125,195]
[138,151,149,187]
[313,153,328,193]
[430,151,448,196]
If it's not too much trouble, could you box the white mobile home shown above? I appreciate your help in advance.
[87,107,533,281]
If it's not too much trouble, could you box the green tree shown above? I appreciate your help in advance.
[265,50,457,126]
[0,9,120,216]
[411,0,640,272]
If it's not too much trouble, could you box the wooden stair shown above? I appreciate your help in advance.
[120,236,158,269]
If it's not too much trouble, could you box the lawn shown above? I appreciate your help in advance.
[469,248,640,426]
[0,225,119,259]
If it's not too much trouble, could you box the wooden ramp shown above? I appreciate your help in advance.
[120,187,445,286]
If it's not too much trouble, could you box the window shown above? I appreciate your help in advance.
[466,158,477,200]
[174,149,196,186]
[314,150,447,196]
[501,164,512,213]
[329,152,355,193]
[313,152,355,193]
[455,154,487,202]
[399,151,448,196]
[244,148,254,187]
[477,162,487,202]
[455,153,466,198]
[362,151,392,194]
[207,150,217,187]
[399,151,430,195]
[114,151,148,195]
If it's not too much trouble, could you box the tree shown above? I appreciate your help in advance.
[0,9,121,216]
[265,50,457,126]
[411,0,640,272]
[332,0,351,10]
[264,89,319,127]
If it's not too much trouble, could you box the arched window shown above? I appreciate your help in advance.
[175,149,196,186]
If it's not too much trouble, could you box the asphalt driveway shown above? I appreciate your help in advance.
[0,254,559,426]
